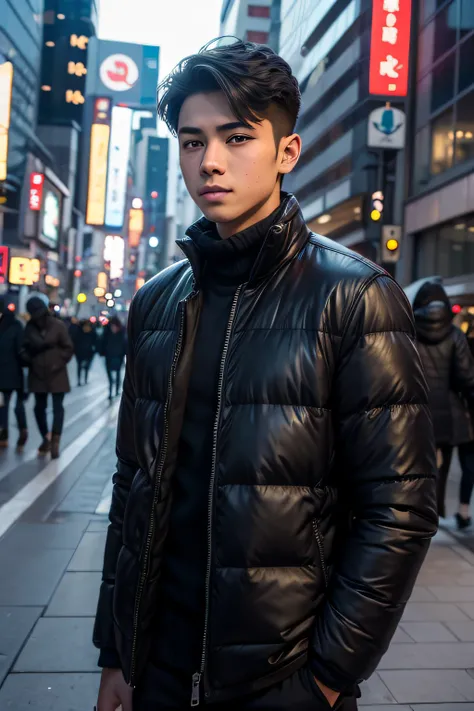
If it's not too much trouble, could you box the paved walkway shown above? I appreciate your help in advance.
[1,400,474,708]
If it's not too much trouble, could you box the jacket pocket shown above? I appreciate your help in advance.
[312,519,329,588]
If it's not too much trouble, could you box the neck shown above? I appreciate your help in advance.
[216,184,281,240]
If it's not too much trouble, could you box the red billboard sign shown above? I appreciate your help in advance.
[369,0,412,97]
[29,172,44,211]
[0,246,8,284]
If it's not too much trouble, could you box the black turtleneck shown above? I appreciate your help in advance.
[142,208,280,708]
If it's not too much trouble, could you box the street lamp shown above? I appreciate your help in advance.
[114,289,122,298]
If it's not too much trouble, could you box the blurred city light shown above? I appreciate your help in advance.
[149,236,159,248]
[132,197,143,209]
[77,293,87,303]
[114,289,122,297]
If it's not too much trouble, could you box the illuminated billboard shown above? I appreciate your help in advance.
[29,173,45,211]
[369,0,412,97]
[86,98,112,225]
[10,258,34,286]
[0,246,8,284]
[0,60,13,181]
[128,207,144,247]
[105,106,133,228]
[104,235,125,280]
[41,188,61,250]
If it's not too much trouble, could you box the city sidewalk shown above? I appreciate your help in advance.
[1,430,474,708]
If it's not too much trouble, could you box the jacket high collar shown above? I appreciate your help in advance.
[176,193,309,288]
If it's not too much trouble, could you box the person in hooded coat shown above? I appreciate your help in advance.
[406,277,474,528]
[20,295,74,459]
[0,297,28,449]
[73,319,97,386]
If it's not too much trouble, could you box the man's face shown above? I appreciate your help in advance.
[178,92,292,227]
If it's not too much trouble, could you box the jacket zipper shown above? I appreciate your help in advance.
[312,519,329,588]
[191,285,243,707]
[129,301,186,686]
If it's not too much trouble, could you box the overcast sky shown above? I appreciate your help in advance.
[98,0,223,81]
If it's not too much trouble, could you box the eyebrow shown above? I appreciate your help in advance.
[178,121,253,136]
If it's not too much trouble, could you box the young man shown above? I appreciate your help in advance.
[94,39,438,711]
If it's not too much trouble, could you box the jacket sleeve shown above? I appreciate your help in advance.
[451,327,474,408]
[58,323,74,364]
[93,301,140,668]
[309,274,438,692]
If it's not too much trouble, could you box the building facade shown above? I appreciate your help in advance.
[402,0,474,305]
[220,0,275,48]
[279,0,408,264]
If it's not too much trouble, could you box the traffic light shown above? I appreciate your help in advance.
[370,190,384,222]
[381,225,401,263]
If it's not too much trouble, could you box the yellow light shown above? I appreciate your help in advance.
[77,293,87,304]
[41,85,52,91]
[386,238,399,251]
[65,89,85,105]
[94,286,105,298]
[97,271,108,290]
[0,61,14,181]
[57,13,65,19]
[70,34,89,50]
[31,258,41,283]
[371,209,381,221]
[86,123,110,225]
[129,208,144,247]
[9,257,33,286]
[45,41,55,47]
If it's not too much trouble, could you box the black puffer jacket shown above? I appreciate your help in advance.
[407,278,474,445]
[94,196,437,699]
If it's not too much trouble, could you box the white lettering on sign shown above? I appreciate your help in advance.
[380,54,401,78]
[383,0,400,11]
[382,26,398,44]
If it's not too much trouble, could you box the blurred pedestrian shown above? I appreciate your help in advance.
[0,297,28,449]
[100,317,126,400]
[21,295,74,459]
[406,277,474,528]
[74,319,97,386]
[95,39,437,711]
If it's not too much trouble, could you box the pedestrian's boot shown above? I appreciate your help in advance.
[0,429,8,448]
[51,434,61,460]
[16,429,28,450]
[38,435,51,456]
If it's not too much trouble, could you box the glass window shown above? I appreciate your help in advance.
[431,51,456,111]
[434,0,459,57]
[248,5,271,18]
[431,107,454,174]
[246,30,269,43]
[459,33,474,93]
[414,126,431,191]
[460,0,474,36]
[415,229,438,278]
[455,90,474,164]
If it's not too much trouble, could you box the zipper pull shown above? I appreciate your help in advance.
[191,672,201,707]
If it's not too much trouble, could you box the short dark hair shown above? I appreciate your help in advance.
[157,38,301,139]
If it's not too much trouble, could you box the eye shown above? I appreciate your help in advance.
[227,135,253,144]
[182,140,203,149]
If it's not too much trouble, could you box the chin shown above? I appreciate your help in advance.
[199,203,240,224]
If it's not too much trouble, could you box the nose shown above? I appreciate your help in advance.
[200,140,225,176]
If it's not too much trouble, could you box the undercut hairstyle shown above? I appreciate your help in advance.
[157,37,301,143]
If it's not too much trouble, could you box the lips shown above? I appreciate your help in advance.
[199,185,231,196]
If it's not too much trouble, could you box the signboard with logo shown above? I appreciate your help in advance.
[368,105,406,148]
[9,257,34,286]
[86,98,112,225]
[86,39,159,108]
[29,173,45,211]
[369,0,412,97]
[105,106,133,228]
[128,207,144,247]
[0,59,13,181]
[0,246,8,284]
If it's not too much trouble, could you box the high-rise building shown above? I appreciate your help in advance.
[220,0,276,49]
[401,0,474,310]
[279,0,410,265]
[0,0,46,247]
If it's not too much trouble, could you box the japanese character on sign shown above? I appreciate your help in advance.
[68,61,87,77]
[382,26,398,44]
[30,190,40,209]
[380,55,401,78]
[383,0,399,10]
[32,174,43,186]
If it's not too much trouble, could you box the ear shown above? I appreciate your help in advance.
[279,133,302,176]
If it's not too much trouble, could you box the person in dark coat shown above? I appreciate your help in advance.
[99,317,126,400]
[0,297,28,449]
[74,319,97,386]
[21,295,74,459]
[406,277,474,528]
